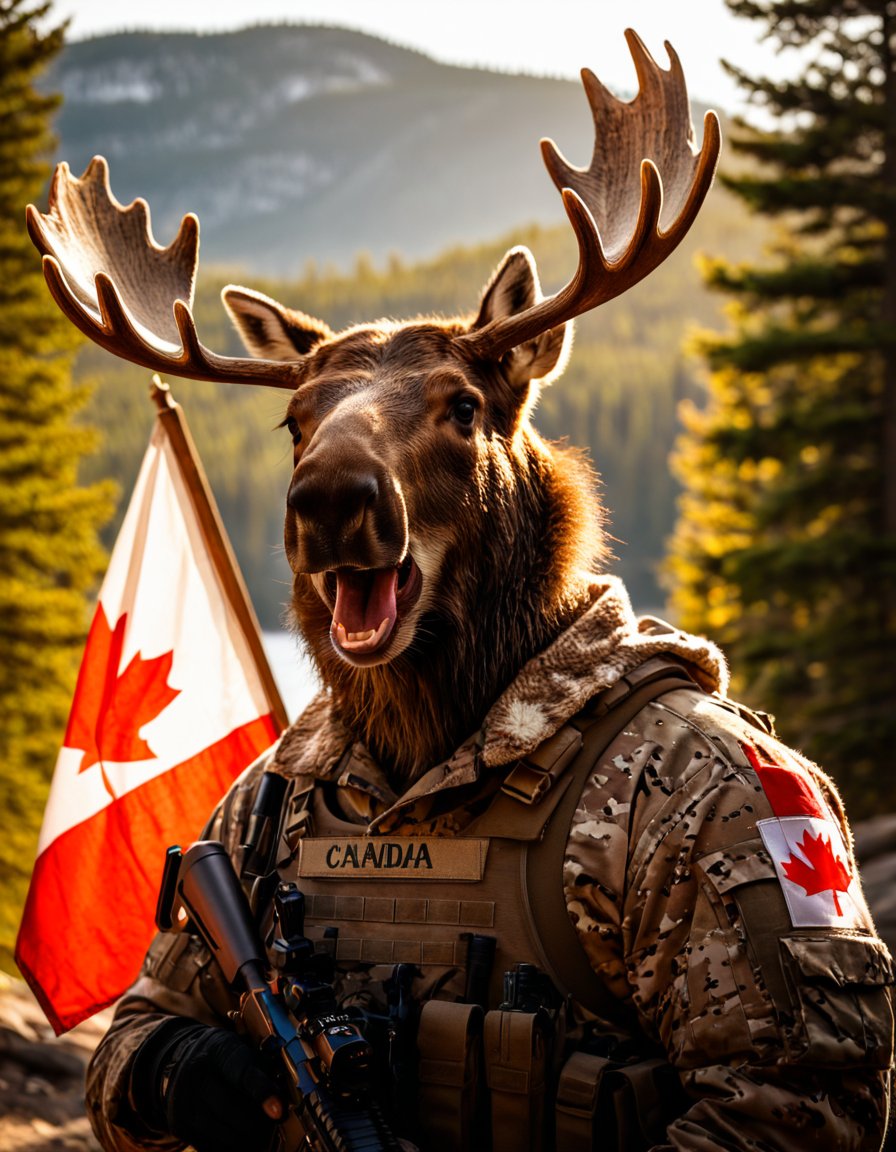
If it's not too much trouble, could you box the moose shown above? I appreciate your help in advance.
[29,32,717,779]
[28,29,893,1152]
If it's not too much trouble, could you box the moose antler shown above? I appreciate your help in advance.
[29,31,718,381]
[459,29,721,359]
[26,156,301,389]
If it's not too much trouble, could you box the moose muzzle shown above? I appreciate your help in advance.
[286,442,422,664]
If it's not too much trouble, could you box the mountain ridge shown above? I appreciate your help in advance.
[43,24,713,275]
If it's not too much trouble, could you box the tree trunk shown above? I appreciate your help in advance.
[882,2,896,632]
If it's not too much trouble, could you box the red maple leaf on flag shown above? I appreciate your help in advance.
[781,828,853,915]
[64,604,181,796]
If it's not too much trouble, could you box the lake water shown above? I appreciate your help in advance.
[260,631,321,721]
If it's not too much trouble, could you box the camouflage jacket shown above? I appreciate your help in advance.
[86,577,894,1151]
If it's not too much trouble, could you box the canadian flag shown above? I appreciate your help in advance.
[15,389,286,1034]
[746,743,865,929]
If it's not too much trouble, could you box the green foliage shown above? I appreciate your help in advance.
[0,0,114,972]
[666,0,896,817]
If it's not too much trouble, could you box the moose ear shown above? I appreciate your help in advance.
[473,247,571,387]
[222,286,333,361]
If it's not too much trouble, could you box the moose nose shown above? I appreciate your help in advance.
[285,452,407,574]
[287,467,379,538]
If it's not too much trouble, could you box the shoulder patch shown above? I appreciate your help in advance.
[743,743,864,928]
[742,741,826,818]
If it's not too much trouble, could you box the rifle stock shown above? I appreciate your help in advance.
[156,840,401,1152]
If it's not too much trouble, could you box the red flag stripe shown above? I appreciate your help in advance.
[15,714,277,1034]
[742,742,827,819]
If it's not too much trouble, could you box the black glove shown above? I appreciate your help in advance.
[130,1017,283,1152]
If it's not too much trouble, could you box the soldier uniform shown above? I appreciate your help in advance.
[86,577,894,1151]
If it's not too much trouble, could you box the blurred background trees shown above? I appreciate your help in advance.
[0,0,112,969]
[666,0,896,815]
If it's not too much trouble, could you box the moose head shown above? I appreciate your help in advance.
[27,31,720,780]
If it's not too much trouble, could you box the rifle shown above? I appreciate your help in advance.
[156,840,402,1152]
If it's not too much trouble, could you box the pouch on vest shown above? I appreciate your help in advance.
[417,1000,483,1152]
[484,1006,553,1152]
[556,1049,689,1152]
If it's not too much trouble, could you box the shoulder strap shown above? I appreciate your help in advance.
[523,660,700,1022]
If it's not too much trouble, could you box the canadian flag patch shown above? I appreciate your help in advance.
[744,743,864,928]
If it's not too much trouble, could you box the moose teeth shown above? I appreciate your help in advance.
[333,618,392,652]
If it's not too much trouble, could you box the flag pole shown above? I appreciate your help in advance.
[150,376,290,732]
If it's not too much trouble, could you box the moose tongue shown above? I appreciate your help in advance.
[331,567,398,654]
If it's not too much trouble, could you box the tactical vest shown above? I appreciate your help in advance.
[266,659,703,1151]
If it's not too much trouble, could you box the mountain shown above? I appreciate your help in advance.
[44,24,713,275]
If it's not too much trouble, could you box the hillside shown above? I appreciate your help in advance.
[44,24,715,273]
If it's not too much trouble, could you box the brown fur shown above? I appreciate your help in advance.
[226,253,607,783]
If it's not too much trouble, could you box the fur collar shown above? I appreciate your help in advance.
[270,575,727,787]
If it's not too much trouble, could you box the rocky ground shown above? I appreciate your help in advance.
[0,976,110,1151]
[1,814,894,1151]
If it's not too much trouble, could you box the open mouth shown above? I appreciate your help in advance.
[325,554,422,663]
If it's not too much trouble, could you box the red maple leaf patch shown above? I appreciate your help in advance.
[781,829,853,915]
[64,604,181,795]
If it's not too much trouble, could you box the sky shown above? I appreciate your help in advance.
[51,0,797,118]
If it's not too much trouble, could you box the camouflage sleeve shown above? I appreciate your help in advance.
[85,751,275,1152]
[565,688,894,1151]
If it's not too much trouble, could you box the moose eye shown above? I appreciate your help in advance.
[285,416,302,445]
[452,397,478,427]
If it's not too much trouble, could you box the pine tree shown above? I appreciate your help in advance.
[666,0,896,816]
[0,0,114,969]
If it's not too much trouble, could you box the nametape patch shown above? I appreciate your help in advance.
[297,837,488,881]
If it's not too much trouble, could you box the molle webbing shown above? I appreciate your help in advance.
[293,792,555,1007]
[288,658,698,1022]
